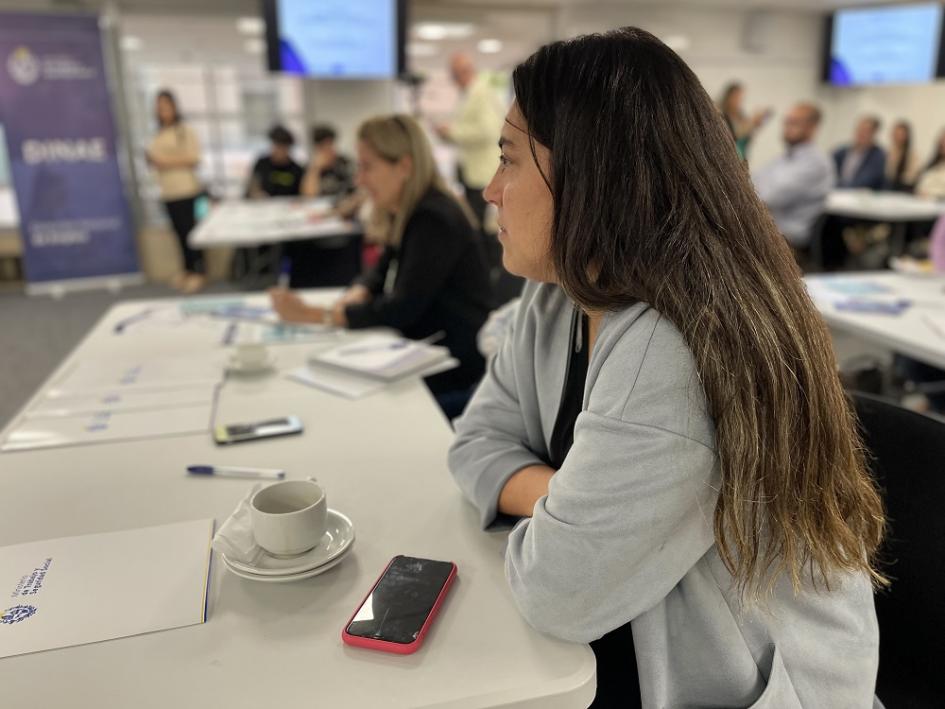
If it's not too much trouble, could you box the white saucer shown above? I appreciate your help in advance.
[226,352,277,375]
[222,509,355,577]
[222,547,350,583]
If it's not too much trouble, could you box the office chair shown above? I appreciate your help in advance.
[851,392,945,707]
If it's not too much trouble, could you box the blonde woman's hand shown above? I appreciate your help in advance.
[268,288,325,324]
[339,284,371,306]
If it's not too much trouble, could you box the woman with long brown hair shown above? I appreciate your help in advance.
[449,28,884,707]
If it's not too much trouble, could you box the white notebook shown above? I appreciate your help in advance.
[0,520,214,659]
[309,335,452,382]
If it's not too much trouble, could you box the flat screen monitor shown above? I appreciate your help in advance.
[263,0,406,79]
[825,2,945,86]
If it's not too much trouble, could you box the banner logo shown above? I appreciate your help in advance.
[7,46,39,86]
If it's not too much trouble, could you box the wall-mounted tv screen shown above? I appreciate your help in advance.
[263,0,406,79]
[825,2,945,86]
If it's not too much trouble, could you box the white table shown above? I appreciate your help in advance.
[806,272,945,370]
[190,197,361,249]
[825,190,945,223]
[0,292,595,709]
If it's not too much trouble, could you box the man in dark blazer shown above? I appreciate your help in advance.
[833,116,886,190]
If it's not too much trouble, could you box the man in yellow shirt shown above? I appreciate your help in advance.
[436,53,505,272]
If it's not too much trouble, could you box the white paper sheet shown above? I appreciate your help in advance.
[48,355,223,398]
[2,404,212,452]
[286,366,386,399]
[26,386,219,419]
[0,519,214,659]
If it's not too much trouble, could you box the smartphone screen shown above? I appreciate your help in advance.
[214,416,302,445]
[345,556,455,645]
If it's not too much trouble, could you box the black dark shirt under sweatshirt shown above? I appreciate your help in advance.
[248,156,304,197]
[345,188,493,395]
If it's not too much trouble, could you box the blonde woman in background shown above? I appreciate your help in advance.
[270,114,493,418]
[147,89,205,294]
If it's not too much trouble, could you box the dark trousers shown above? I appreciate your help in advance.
[164,196,204,274]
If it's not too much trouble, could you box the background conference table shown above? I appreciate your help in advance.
[189,197,361,249]
[806,271,945,370]
[0,291,595,709]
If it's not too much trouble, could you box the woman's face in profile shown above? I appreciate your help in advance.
[356,140,409,212]
[483,103,555,283]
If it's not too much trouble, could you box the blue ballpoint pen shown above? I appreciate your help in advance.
[187,465,285,480]
[277,257,291,289]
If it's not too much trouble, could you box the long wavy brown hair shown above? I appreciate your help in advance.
[513,28,886,596]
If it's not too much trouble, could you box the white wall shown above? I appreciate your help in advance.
[303,80,396,156]
[558,3,945,170]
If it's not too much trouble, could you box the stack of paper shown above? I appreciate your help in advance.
[286,335,459,400]
[310,335,453,381]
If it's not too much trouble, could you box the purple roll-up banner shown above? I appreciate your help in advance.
[0,12,140,293]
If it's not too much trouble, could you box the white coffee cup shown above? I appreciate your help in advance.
[234,343,268,369]
[250,479,327,556]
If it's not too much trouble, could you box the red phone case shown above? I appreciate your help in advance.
[341,556,457,655]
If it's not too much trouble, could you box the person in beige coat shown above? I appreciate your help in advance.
[147,90,204,293]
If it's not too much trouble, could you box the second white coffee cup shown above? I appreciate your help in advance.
[234,343,269,368]
[250,479,327,556]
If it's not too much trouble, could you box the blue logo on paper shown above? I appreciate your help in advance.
[1,605,37,624]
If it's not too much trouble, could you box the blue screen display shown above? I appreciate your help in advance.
[830,3,944,86]
[277,0,396,79]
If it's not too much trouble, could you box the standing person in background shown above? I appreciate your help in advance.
[717,82,770,160]
[753,102,834,264]
[435,52,505,273]
[915,130,945,200]
[885,120,920,192]
[246,125,304,198]
[834,116,886,190]
[147,89,205,294]
[301,124,356,201]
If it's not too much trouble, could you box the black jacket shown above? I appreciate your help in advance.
[345,189,493,394]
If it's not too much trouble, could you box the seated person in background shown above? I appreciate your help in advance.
[301,124,356,200]
[752,102,833,257]
[246,125,304,198]
[270,114,493,418]
[885,120,920,192]
[449,28,884,707]
[833,116,886,190]
[915,130,945,200]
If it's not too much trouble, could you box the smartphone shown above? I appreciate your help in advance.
[342,555,457,655]
[213,416,303,445]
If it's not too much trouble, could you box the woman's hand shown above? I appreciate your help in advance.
[339,284,371,306]
[268,288,325,324]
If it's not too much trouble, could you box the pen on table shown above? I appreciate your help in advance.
[277,257,291,289]
[113,308,154,334]
[187,465,285,480]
